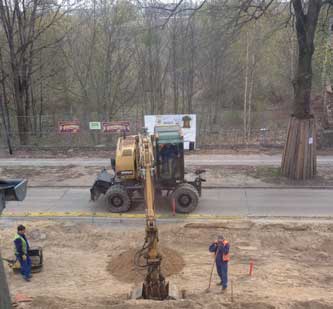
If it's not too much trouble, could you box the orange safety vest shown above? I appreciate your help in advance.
[222,240,230,262]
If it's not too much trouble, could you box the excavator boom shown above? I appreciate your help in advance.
[132,133,170,300]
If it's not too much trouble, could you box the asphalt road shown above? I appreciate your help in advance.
[3,187,333,217]
[1,154,333,167]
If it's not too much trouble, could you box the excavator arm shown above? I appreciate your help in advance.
[133,133,169,300]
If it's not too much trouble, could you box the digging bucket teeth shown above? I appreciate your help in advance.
[130,283,180,300]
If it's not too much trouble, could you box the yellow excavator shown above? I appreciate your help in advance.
[91,125,205,299]
[91,125,205,213]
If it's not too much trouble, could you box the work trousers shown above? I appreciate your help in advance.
[216,261,228,289]
[18,255,31,279]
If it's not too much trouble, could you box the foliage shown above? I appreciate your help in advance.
[0,0,332,145]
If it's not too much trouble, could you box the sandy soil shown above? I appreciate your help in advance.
[0,165,101,187]
[1,219,333,308]
[2,165,333,187]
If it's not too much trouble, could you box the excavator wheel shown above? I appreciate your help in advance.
[171,183,199,213]
[105,185,130,213]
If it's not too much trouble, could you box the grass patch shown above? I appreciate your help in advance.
[251,166,282,179]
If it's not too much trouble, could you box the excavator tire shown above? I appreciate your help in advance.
[105,185,131,213]
[171,183,199,214]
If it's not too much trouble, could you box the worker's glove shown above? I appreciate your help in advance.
[22,255,27,261]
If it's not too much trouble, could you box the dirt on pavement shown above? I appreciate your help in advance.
[3,164,333,187]
[1,219,333,308]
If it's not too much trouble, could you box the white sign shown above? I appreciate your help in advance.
[89,122,101,130]
[144,114,196,150]
[309,137,313,145]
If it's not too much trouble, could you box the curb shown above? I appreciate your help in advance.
[25,185,333,190]
[1,212,242,220]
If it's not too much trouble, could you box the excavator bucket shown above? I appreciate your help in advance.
[0,179,27,213]
[130,283,180,300]
[130,245,180,300]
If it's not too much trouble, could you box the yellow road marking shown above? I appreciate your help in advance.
[2,212,242,220]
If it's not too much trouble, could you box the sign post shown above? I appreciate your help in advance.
[102,121,130,133]
[58,121,80,133]
[144,114,196,150]
[89,122,101,130]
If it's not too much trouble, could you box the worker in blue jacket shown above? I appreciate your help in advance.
[209,235,230,290]
[14,225,32,281]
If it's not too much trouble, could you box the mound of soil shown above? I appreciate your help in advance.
[107,246,185,283]
[290,300,333,309]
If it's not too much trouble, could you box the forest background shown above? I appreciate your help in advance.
[0,0,332,147]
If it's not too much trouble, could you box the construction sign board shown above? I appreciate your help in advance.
[89,122,101,130]
[102,121,130,133]
[58,121,80,133]
[144,114,196,149]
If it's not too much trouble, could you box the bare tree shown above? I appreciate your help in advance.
[157,0,332,179]
[0,0,78,144]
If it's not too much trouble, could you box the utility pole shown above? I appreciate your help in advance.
[0,192,12,309]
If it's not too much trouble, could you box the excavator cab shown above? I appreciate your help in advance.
[154,125,184,183]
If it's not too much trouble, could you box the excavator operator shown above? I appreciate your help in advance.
[159,144,178,177]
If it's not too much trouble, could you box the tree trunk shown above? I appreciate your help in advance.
[243,31,249,142]
[171,21,179,114]
[0,48,12,136]
[281,0,321,179]
[293,49,313,117]
[247,53,255,141]
[0,95,13,154]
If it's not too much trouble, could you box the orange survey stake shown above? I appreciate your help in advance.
[249,260,254,276]
[172,198,176,216]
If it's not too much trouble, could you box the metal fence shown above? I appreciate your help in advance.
[0,113,288,150]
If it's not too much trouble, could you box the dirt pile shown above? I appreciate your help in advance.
[107,246,185,283]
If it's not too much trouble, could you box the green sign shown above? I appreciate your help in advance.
[89,122,101,130]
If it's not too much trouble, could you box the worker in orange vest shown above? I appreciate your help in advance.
[209,235,230,290]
